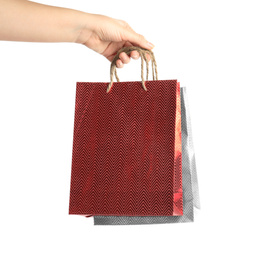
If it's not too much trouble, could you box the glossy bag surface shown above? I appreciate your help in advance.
[69,79,183,216]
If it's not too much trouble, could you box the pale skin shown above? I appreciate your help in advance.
[0,0,155,67]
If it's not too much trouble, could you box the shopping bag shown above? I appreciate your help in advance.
[94,87,200,225]
[69,46,183,217]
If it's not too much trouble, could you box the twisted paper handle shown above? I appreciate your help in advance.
[107,46,158,93]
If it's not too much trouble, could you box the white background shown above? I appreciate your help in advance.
[0,0,264,259]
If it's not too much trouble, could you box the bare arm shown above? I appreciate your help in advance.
[0,0,85,43]
[0,0,154,67]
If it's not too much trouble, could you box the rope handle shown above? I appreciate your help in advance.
[107,46,158,93]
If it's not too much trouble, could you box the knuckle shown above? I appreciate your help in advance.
[138,34,145,40]
[119,52,129,62]
[119,19,128,27]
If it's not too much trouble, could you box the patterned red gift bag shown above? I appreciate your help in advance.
[94,86,200,225]
[69,46,183,217]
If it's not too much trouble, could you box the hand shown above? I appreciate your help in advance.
[0,1,154,67]
[76,14,155,68]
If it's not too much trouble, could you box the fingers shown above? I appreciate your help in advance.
[115,51,151,68]
[103,18,154,67]
[118,20,155,50]
[130,50,139,59]
[115,39,151,68]
[119,52,130,64]
[122,31,155,51]
[116,59,124,68]
[116,51,136,68]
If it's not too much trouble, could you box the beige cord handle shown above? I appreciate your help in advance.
[107,46,158,93]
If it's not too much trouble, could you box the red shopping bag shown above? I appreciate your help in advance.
[69,47,183,217]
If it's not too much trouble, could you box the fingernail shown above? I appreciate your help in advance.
[147,42,155,49]
[131,54,138,59]
[117,60,123,68]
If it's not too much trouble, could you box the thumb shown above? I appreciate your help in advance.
[122,30,155,50]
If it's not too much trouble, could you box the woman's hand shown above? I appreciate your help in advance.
[0,1,154,67]
[76,14,155,68]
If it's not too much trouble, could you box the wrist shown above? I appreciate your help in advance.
[73,12,95,45]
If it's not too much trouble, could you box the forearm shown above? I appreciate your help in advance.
[0,0,154,64]
[0,0,89,43]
